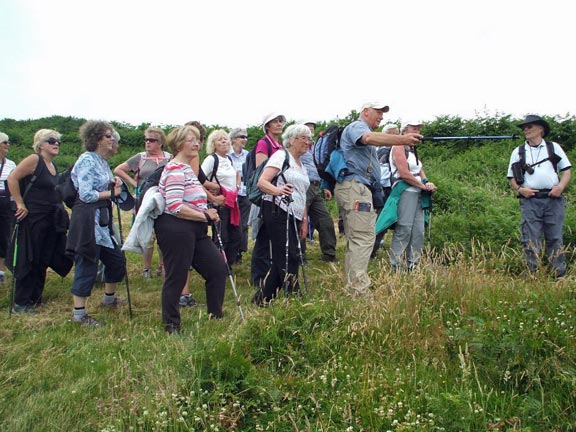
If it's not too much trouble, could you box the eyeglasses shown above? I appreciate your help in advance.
[144,138,160,143]
[297,136,312,143]
[235,135,248,139]
[522,125,535,130]
[103,133,114,139]
[45,137,61,145]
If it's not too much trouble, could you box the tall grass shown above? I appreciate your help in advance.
[1,232,575,431]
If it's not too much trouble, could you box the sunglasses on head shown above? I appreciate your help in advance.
[45,137,61,145]
[144,138,159,143]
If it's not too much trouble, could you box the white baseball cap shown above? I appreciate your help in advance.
[401,119,424,131]
[361,101,390,112]
[382,123,399,133]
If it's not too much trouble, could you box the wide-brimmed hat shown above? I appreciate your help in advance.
[517,115,550,138]
[117,182,135,211]
[262,112,286,133]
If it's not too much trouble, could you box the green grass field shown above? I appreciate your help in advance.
[1,221,575,431]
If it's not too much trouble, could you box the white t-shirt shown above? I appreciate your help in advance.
[262,150,310,220]
[0,158,16,196]
[507,141,571,189]
[201,154,237,191]
[389,147,423,192]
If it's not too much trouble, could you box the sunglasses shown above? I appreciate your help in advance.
[144,138,160,143]
[1,141,9,145]
[103,133,114,139]
[45,137,61,145]
[235,135,248,139]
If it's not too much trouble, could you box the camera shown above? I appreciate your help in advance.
[523,164,534,175]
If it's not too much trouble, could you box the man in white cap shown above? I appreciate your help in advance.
[507,114,571,277]
[250,112,287,288]
[335,102,422,296]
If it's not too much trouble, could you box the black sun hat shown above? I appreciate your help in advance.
[517,114,550,138]
[117,182,135,211]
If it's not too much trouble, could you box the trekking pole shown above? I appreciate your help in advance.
[420,134,520,142]
[283,199,291,295]
[212,221,245,322]
[286,199,309,295]
[113,192,133,320]
[8,223,19,317]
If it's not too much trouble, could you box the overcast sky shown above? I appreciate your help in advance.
[1,0,573,129]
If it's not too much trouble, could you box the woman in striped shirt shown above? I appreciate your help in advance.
[155,125,226,334]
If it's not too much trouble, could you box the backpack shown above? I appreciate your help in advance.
[242,136,273,185]
[55,166,78,209]
[208,153,234,187]
[135,151,172,183]
[379,145,412,187]
[246,150,290,206]
[312,124,345,182]
[518,140,561,173]
[135,165,165,212]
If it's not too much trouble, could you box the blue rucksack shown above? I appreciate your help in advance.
[312,124,345,182]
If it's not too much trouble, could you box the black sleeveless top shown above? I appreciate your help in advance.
[23,155,60,212]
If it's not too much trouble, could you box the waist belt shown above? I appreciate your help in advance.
[520,189,554,199]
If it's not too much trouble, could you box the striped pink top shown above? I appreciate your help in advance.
[159,161,208,215]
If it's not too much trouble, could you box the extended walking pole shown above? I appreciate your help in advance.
[113,196,133,320]
[287,200,309,295]
[212,221,245,322]
[283,201,291,296]
[420,134,520,142]
[8,223,19,317]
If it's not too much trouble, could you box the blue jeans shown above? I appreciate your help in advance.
[71,245,125,297]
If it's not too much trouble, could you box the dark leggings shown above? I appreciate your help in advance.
[155,214,227,328]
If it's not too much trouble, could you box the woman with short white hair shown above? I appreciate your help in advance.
[252,124,311,306]
[0,132,16,284]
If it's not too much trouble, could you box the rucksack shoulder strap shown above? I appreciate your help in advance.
[263,136,273,156]
[209,153,220,183]
[545,140,561,171]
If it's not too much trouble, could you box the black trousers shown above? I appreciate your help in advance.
[155,214,226,328]
[212,205,242,265]
[238,195,251,253]
[260,200,301,301]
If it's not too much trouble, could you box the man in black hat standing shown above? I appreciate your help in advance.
[507,115,571,277]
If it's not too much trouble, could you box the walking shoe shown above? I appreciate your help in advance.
[179,294,200,307]
[101,297,127,308]
[11,304,37,314]
[142,268,152,279]
[72,314,104,327]
[156,265,164,277]
[165,324,181,334]
[321,254,338,263]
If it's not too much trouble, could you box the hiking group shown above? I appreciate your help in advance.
[0,105,570,332]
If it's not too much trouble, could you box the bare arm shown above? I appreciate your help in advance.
[114,162,137,188]
[257,166,293,197]
[6,154,38,221]
[362,132,422,147]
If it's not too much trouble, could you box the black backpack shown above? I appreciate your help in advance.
[312,124,345,182]
[208,153,234,187]
[246,150,290,206]
[135,165,165,212]
[242,136,273,185]
[55,166,78,209]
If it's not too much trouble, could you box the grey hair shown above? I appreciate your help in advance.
[229,128,246,140]
[112,130,121,141]
[0,132,8,143]
[282,124,311,149]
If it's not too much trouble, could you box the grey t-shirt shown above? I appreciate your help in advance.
[126,151,172,186]
[339,119,380,186]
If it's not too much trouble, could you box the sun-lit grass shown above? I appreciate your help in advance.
[1,226,576,431]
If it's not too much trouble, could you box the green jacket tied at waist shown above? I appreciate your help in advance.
[375,180,432,235]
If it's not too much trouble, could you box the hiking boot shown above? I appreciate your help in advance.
[72,315,104,327]
[12,304,37,314]
[101,297,127,308]
[156,265,164,277]
[179,294,200,307]
[142,269,152,279]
